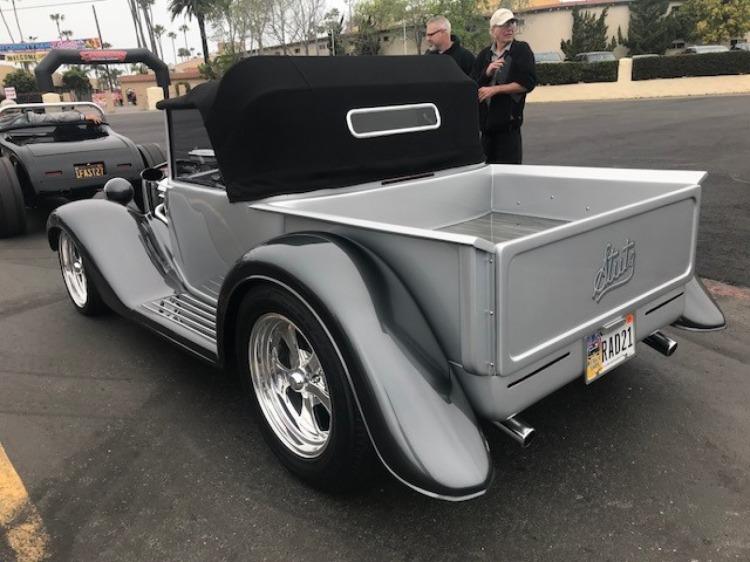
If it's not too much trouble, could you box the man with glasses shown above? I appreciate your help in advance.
[425,16,475,76]
[471,8,537,164]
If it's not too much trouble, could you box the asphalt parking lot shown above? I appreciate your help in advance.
[1,95,749,561]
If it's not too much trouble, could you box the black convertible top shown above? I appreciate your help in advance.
[158,56,484,202]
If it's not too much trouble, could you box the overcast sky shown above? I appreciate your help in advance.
[0,0,350,65]
[0,0,211,64]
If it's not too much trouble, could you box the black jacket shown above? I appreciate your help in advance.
[427,35,475,76]
[471,40,537,132]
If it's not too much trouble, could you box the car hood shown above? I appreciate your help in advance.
[25,134,129,156]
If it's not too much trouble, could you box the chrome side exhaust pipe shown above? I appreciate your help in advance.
[643,331,678,356]
[494,416,536,448]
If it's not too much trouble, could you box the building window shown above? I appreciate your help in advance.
[383,35,389,42]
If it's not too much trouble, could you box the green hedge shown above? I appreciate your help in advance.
[536,61,618,85]
[633,51,750,81]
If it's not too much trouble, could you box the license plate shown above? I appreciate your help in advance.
[585,313,636,384]
[74,163,105,179]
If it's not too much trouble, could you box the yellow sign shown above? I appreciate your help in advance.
[5,52,47,63]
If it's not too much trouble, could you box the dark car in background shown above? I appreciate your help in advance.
[0,102,164,238]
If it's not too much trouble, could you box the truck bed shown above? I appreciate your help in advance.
[253,163,705,386]
[438,212,568,244]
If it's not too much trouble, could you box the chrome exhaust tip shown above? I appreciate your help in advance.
[494,416,536,448]
[643,331,678,357]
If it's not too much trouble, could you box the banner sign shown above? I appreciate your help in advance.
[0,38,101,53]
[80,50,128,62]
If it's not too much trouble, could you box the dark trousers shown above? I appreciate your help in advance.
[481,128,522,164]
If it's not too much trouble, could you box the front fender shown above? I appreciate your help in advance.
[218,233,493,500]
[47,199,180,312]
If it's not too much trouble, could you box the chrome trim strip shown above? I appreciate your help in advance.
[143,303,216,338]
[142,293,218,344]
[346,103,441,139]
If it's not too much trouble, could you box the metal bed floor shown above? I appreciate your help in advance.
[438,211,568,244]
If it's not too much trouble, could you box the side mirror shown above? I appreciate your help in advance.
[103,177,134,205]
[141,167,165,182]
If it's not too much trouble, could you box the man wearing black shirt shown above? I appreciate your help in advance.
[471,8,537,164]
[425,16,475,76]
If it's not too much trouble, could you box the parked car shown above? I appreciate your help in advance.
[684,45,730,54]
[47,56,726,501]
[0,101,164,238]
[731,42,749,51]
[631,54,659,59]
[573,51,616,62]
[535,51,564,64]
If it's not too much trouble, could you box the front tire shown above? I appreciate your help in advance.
[0,156,26,238]
[235,284,374,492]
[58,230,108,316]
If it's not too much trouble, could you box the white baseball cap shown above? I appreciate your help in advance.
[490,8,517,28]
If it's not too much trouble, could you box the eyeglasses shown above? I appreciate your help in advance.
[425,28,446,38]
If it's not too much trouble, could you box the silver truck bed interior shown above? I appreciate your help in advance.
[266,164,706,245]
[438,212,568,244]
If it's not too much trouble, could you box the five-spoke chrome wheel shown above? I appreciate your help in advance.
[249,313,332,458]
[59,230,88,308]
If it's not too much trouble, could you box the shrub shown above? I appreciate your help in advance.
[632,51,750,80]
[3,69,36,93]
[536,61,619,85]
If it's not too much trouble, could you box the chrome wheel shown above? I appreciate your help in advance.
[59,231,87,308]
[249,313,332,458]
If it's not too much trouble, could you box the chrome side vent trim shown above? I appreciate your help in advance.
[143,293,217,344]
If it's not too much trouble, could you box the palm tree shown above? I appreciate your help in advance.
[138,0,159,56]
[9,0,22,41]
[169,0,211,65]
[153,24,166,60]
[167,31,178,65]
[61,30,74,40]
[126,0,144,48]
[50,13,64,40]
[179,23,189,52]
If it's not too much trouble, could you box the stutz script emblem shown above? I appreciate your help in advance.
[593,239,636,302]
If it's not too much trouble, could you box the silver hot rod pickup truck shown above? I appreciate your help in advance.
[47,56,725,501]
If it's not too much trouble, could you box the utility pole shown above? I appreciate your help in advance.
[92,5,114,91]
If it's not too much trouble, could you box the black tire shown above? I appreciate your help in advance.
[57,230,108,316]
[235,284,374,493]
[136,143,166,169]
[0,156,27,238]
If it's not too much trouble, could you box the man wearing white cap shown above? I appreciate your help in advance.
[471,8,537,164]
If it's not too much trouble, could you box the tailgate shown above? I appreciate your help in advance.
[494,185,700,375]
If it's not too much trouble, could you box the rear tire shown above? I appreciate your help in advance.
[235,284,374,493]
[0,156,27,238]
[58,230,108,316]
[137,143,166,169]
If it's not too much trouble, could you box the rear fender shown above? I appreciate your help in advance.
[672,277,726,331]
[218,232,493,500]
